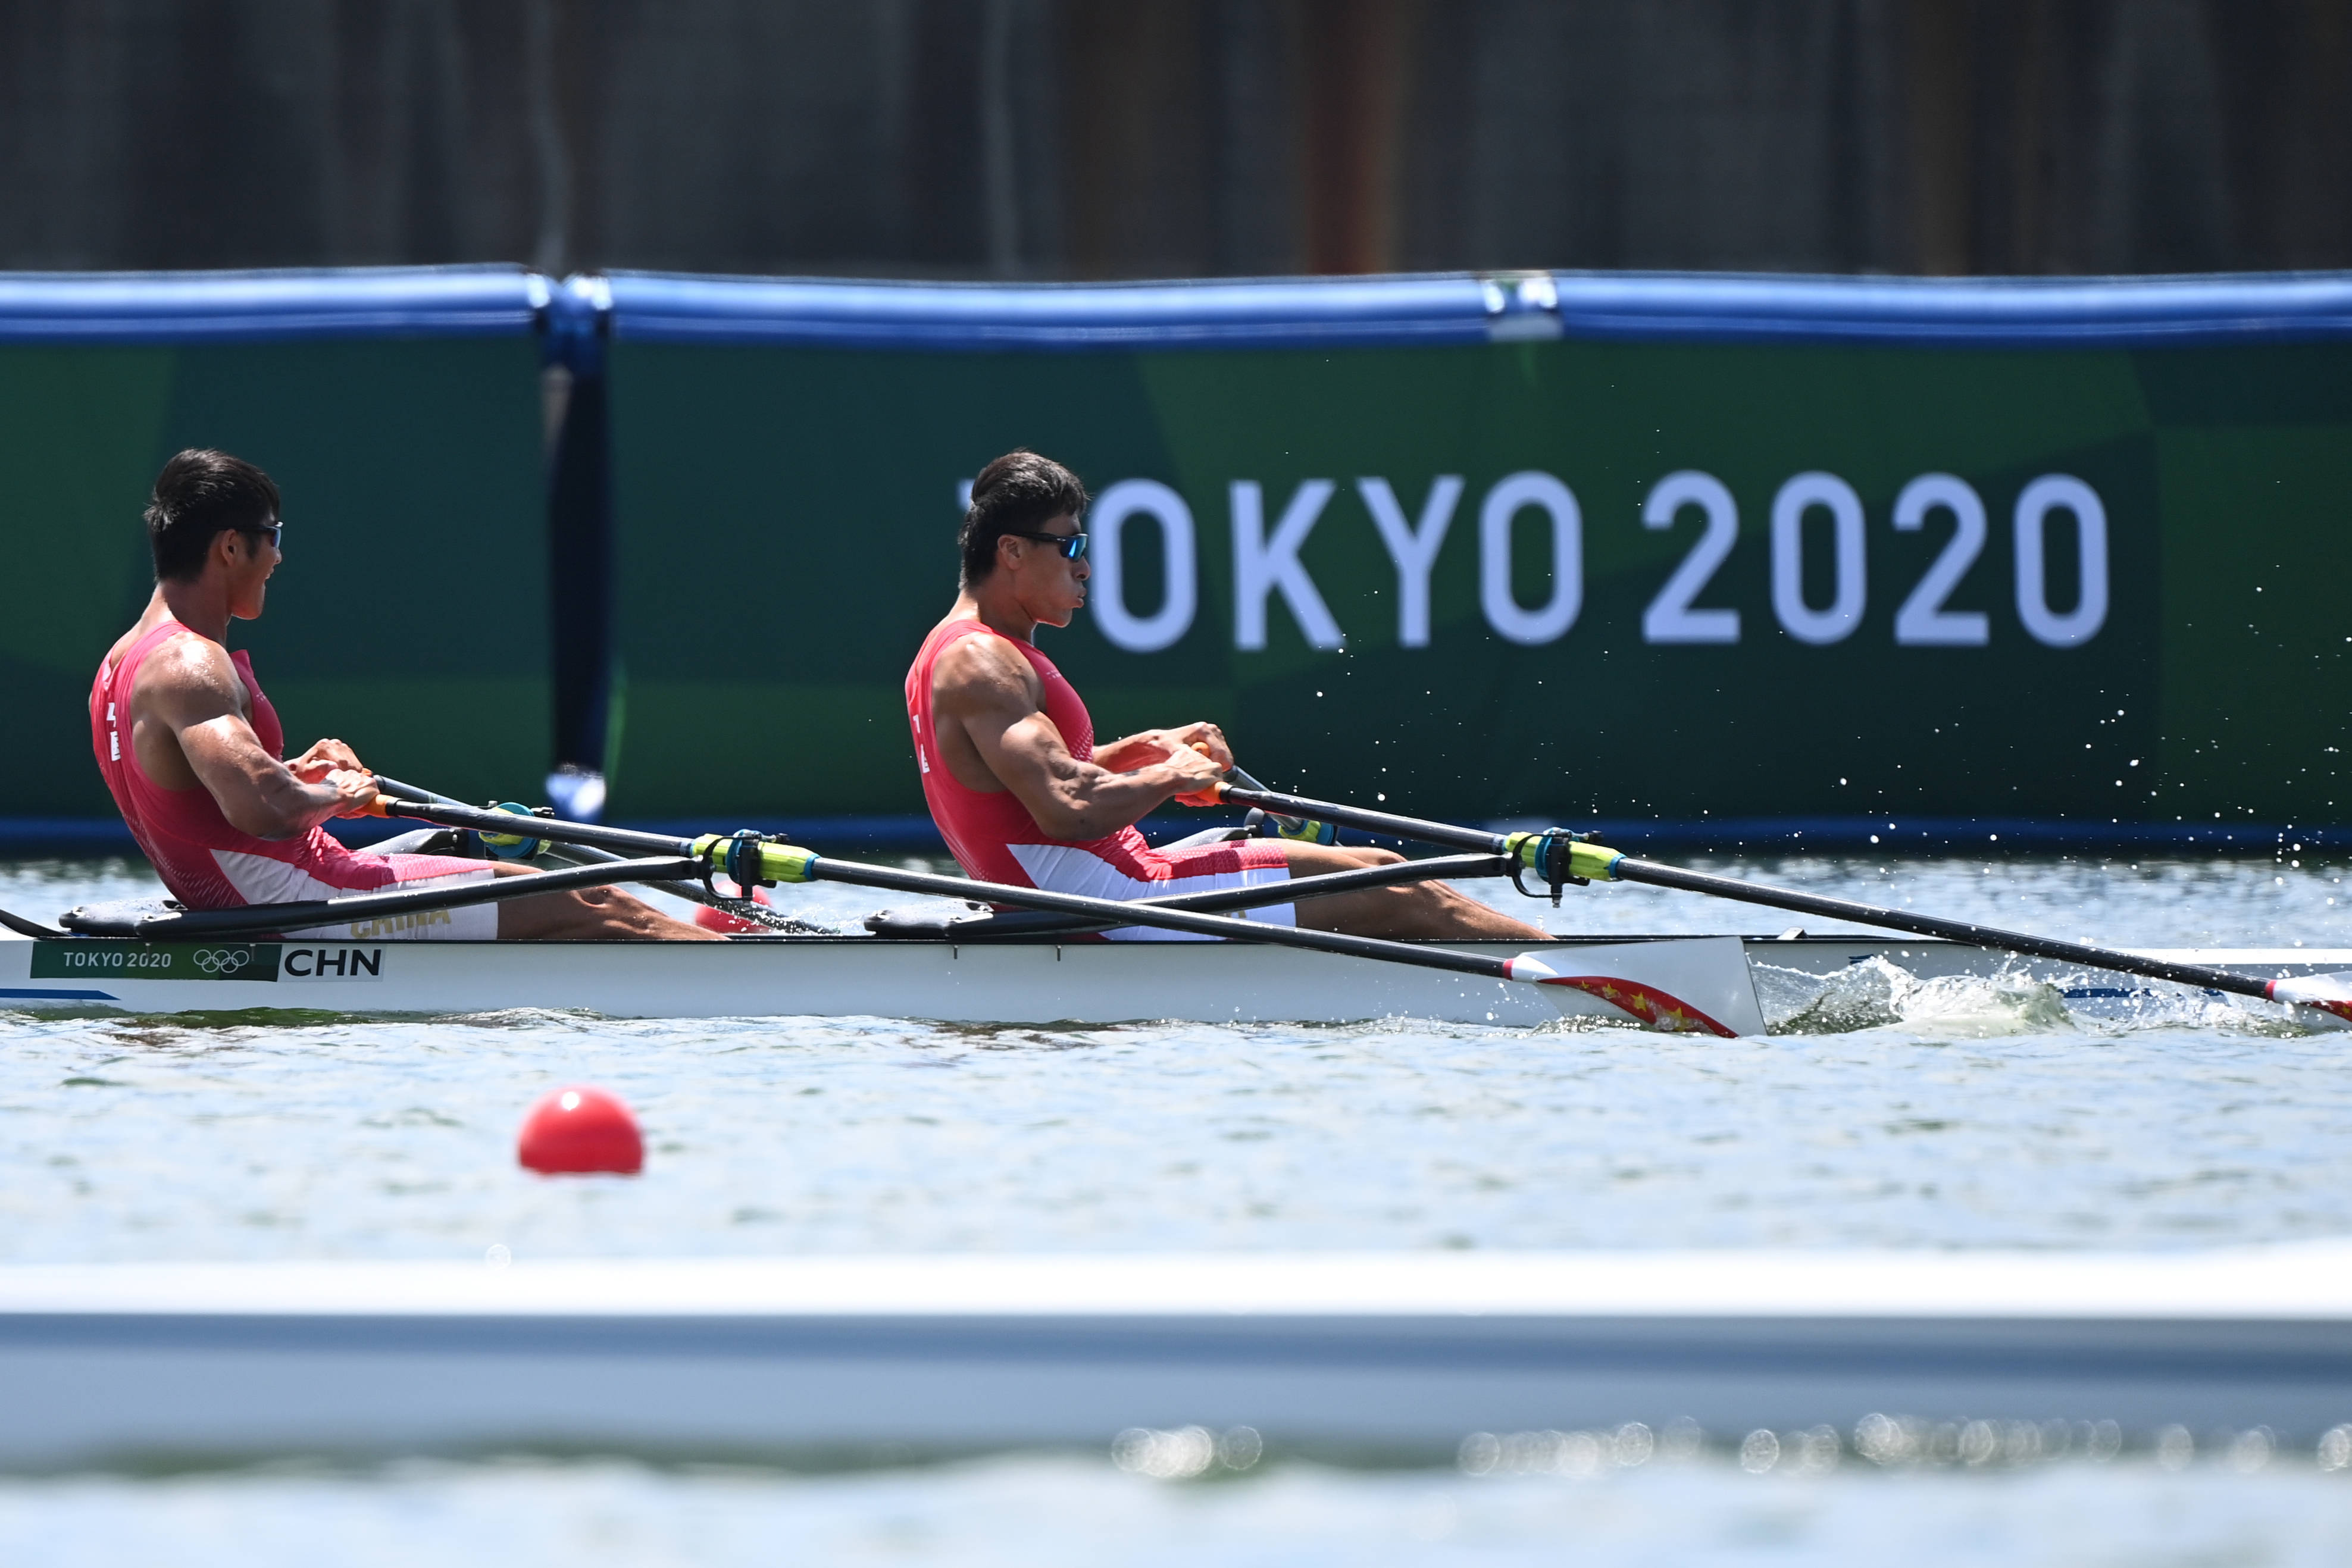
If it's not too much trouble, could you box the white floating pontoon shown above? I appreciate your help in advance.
[2,1247,2349,1466]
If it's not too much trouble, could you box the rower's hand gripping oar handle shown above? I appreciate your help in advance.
[1171,742,1227,810]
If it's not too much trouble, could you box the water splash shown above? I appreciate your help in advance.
[1763,957,2071,1037]
[1760,957,2314,1040]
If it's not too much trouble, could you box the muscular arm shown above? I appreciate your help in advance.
[134,639,373,840]
[932,636,1224,840]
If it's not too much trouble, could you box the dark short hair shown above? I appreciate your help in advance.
[959,450,1089,584]
[146,449,281,582]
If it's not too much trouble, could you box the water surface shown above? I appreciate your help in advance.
[5,1450,2351,1568]
[5,849,2348,1562]
[1,852,2346,1260]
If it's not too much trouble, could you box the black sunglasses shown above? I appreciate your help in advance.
[1006,529,1087,561]
[240,522,283,549]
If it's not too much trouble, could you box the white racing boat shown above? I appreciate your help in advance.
[11,778,2347,1032]
[5,924,2349,1032]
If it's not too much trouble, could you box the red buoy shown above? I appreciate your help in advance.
[518,1086,644,1175]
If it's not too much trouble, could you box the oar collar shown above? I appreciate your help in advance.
[1502,830,1624,904]
[690,832,821,893]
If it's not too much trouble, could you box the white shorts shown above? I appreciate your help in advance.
[1006,841,1296,943]
[284,868,502,942]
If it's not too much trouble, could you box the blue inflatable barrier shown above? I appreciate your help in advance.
[0,266,545,345]
[598,268,2352,352]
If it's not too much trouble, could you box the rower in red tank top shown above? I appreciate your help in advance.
[91,615,514,936]
[908,615,1291,936]
[89,450,714,943]
[906,450,1547,944]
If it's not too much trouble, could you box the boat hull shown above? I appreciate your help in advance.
[0,932,1765,1029]
[2,931,2345,1029]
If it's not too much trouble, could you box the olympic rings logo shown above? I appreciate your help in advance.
[192,947,252,975]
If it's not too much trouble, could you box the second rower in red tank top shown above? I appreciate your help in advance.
[907,449,1546,942]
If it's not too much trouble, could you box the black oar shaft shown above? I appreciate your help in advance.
[374,796,693,859]
[388,794,1527,984]
[945,853,1506,937]
[0,906,65,940]
[1218,785,1506,854]
[369,777,478,812]
[1148,851,1501,913]
[808,856,1515,981]
[81,857,701,941]
[373,778,804,931]
[1215,781,2292,1004]
[1611,858,2268,1000]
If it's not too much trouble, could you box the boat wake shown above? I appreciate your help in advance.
[439,1007,613,1030]
[1756,957,2310,1038]
[1757,957,2067,1037]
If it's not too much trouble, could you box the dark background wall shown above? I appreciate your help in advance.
[2,0,2346,280]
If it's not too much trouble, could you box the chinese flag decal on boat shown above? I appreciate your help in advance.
[1505,940,1763,1037]
[1539,975,1737,1037]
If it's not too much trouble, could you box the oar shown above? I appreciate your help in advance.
[1219,774,1518,857]
[1211,781,2352,1023]
[379,772,1480,935]
[64,856,702,941]
[883,852,1506,938]
[370,776,814,934]
[364,794,1731,1032]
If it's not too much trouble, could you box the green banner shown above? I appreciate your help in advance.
[32,940,282,982]
[0,338,548,816]
[605,338,2352,828]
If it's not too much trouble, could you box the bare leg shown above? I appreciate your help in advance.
[1274,842,1550,941]
[483,863,723,941]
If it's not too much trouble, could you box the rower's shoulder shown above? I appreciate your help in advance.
[930,624,1041,702]
[129,628,241,708]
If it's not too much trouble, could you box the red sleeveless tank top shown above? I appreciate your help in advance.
[903,618,1159,887]
[90,619,475,909]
